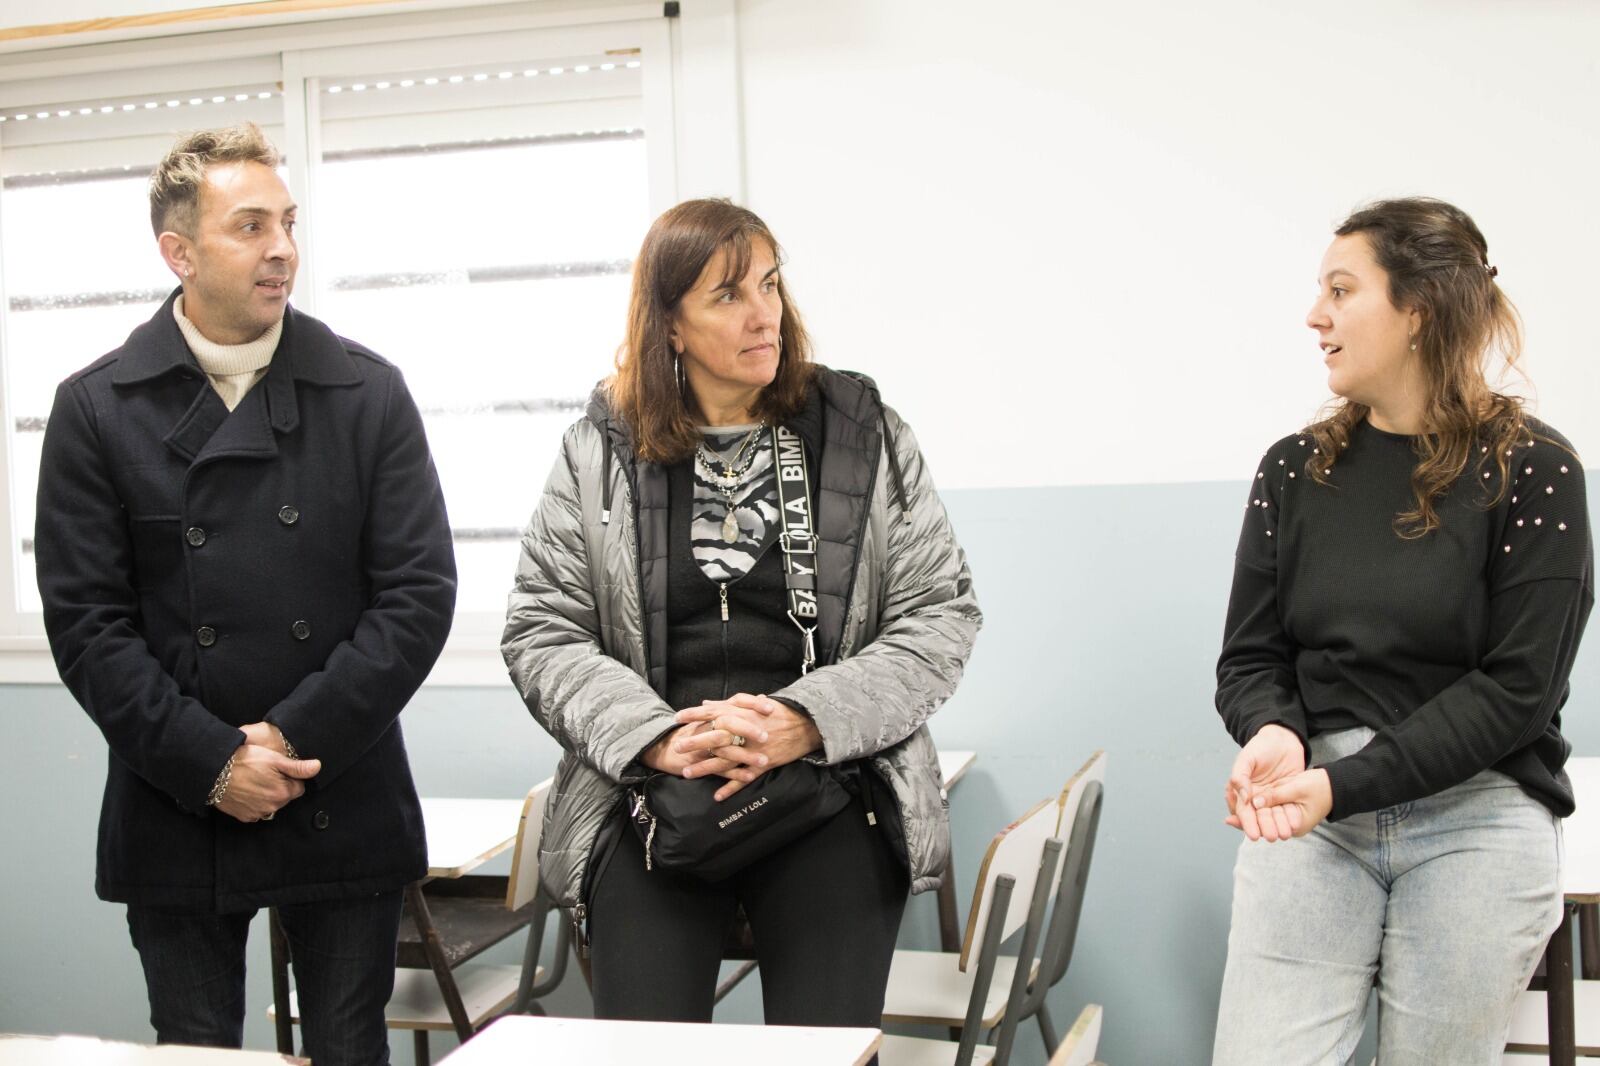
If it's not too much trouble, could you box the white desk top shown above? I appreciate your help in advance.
[938,749,976,789]
[1565,756,1598,902]
[419,798,526,879]
[438,1016,882,1066]
[0,1034,305,1065]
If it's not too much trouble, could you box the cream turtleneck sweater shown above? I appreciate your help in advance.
[173,295,280,411]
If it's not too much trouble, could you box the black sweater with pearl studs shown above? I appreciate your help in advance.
[1216,418,1593,821]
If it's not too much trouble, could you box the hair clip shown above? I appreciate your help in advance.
[1484,263,1499,278]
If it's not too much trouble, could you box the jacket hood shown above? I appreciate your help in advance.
[583,364,888,475]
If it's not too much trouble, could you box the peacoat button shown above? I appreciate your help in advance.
[313,810,330,830]
[278,505,300,526]
[196,626,217,647]
[291,620,311,641]
[185,527,206,547]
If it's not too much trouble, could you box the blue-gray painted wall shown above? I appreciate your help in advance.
[3,479,1595,1065]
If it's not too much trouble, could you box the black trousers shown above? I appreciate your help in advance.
[126,890,402,1066]
[588,789,909,1026]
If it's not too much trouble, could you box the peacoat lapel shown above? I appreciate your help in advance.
[113,290,362,467]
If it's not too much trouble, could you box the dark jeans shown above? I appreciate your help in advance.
[126,890,402,1066]
[588,789,909,1027]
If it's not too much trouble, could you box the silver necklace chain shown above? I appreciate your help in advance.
[696,424,765,543]
[696,425,763,487]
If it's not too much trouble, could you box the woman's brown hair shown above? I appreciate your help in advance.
[1306,197,1535,537]
[610,198,814,463]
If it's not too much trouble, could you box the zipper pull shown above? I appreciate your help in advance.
[719,582,729,622]
[572,904,590,959]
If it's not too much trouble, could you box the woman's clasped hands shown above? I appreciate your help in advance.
[1223,723,1333,842]
[644,693,824,801]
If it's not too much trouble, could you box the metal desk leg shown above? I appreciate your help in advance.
[406,883,475,1042]
[268,908,295,1056]
[936,852,960,952]
[936,852,962,1041]
[1546,902,1575,1066]
[1580,902,1598,981]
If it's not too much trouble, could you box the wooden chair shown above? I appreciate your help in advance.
[1502,976,1600,1059]
[1503,899,1600,1064]
[1045,1003,1104,1066]
[881,751,1107,1066]
[990,751,1106,1060]
[270,780,561,1066]
[878,797,1065,1066]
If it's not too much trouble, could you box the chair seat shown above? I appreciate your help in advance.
[267,964,545,1031]
[1503,980,1600,1055]
[877,1034,996,1066]
[397,876,537,969]
[880,950,1038,1028]
[1049,1003,1104,1066]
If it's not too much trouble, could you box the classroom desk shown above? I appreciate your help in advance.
[418,798,529,878]
[436,1015,881,1066]
[1506,756,1600,1065]
[0,1034,306,1065]
[271,797,530,1053]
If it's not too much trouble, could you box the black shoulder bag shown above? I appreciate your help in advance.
[627,425,853,882]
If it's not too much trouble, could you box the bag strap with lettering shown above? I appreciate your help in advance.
[772,425,819,673]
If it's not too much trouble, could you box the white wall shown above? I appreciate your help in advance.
[5,0,1595,492]
[734,0,1600,489]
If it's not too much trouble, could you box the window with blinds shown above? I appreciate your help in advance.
[0,73,287,613]
[0,26,665,625]
[310,53,650,612]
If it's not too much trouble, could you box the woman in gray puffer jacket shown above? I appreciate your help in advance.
[503,198,981,1030]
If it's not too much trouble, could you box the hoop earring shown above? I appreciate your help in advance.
[674,352,685,392]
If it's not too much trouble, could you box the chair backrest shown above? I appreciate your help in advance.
[957,796,1059,972]
[992,772,1105,1064]
[1055,750,1106,840]
[1046,1004,1104,1066]
[504,777,554,912]
[951,836,1065,1066]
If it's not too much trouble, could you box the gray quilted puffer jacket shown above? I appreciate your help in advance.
[502,367,981,908]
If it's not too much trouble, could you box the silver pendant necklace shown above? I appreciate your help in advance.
[696,425,763,543]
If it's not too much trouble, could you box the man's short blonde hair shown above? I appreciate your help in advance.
[149,122,281,238]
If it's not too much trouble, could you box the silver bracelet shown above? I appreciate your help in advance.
[271,724,299,760]
[206,752,236,807]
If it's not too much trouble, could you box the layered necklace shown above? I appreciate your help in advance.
[695,425,765,543]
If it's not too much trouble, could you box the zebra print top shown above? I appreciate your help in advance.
[692,424,780,582]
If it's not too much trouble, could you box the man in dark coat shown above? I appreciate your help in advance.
[34,123,456,1066]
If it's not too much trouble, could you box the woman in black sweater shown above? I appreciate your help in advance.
[1212,198,1591,1065]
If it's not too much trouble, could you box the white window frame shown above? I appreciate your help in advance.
[0,0,741,685]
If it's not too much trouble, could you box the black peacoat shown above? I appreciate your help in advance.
[36,290,457,913]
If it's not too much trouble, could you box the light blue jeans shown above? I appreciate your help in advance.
[1212,727,1564,1066]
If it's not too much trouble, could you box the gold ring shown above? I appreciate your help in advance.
[729,735,746,748]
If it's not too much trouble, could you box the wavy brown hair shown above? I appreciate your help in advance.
[609,199,814,463]
[1306,197,1536,537]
